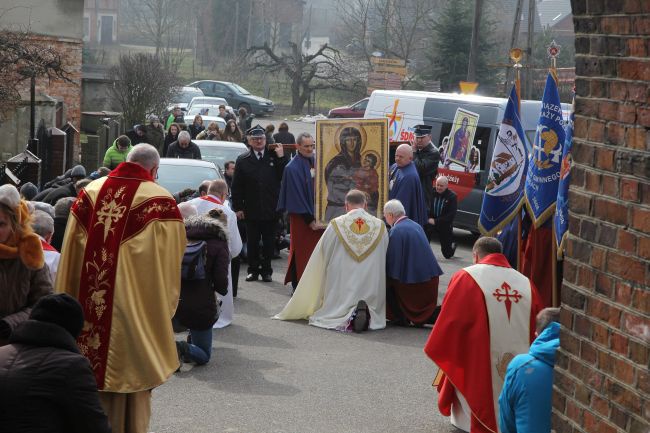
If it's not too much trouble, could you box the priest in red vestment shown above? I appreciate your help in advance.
[424,237,543,433]
[277,132,325,290]
[56,144,186,433]
[383,199,443,326]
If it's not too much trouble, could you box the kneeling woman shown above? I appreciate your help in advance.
[175,206,230,365]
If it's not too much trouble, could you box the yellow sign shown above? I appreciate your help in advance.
[459,81,479,94]
[373,65,408,75]
[370,57,406,67]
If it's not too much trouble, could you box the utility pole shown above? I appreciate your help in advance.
[246,0,253,50]
[525,0,536,98]
[233,1,239,54]
[467,0,483,82]
[504,0,524,93]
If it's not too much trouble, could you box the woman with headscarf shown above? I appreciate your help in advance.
[0,184,52,346]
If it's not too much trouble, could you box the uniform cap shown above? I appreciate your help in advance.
[246,124,266,137]
[414,124,433,137]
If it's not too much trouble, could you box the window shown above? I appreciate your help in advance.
[83,17,90,42]
[196,82,214,95]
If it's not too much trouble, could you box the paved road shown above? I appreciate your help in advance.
[150,228,475,433]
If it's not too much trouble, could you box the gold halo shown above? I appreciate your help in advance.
[334,122,367,154]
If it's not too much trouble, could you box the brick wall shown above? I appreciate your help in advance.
[554,1,649,432]
[15,35,83,150]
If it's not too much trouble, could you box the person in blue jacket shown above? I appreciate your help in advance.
[499,307,561,433]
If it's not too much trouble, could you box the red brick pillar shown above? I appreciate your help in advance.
[554,1,649,432]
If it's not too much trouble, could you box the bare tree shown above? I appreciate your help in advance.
[248,42,365,114]
[123,0,194,65]
[335,0,437,76]
[0,29,72,123]
[109,53,180,127]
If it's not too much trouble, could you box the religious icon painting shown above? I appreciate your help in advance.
[315,118,389,223]
[447,108,480,168]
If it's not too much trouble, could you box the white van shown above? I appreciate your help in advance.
[365,90,570,233]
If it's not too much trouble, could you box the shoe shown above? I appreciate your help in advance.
[245,273,259,281]
[261,274,272,282]
[175,340,189,366]
[352,300,369,333]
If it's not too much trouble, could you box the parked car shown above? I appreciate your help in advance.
[188,80,274,116]
[166,86,205,113]
[183,105,227,130]
[195,140,248,172]
[157,158,222,195]
[186,96,236,116]
[327,97,369,118]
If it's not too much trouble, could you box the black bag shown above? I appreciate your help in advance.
[181,241,208,281]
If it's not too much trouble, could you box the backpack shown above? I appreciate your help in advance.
[181,241,208,281]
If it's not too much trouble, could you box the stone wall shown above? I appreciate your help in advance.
[554,1,649,432]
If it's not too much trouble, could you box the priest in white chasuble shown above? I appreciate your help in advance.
[274,189,388,332]
[424,237,543,433]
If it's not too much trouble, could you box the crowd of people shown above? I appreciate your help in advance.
[0,120,559,433]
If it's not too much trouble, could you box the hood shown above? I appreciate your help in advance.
[110,139,133,153]
[184,214,227,241]
[529,321,560,367]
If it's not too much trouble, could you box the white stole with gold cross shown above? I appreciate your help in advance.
[464,263,532,432]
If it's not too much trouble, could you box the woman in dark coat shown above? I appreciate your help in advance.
[0,294,111,432]
[174,208,230,366]
[163,123,181,157]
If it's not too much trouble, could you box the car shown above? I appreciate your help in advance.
[327,97,369,118]
[186,96,236,116]
[166,86,205,112]
[157,158,222,195]
[195,140,248,172]
[188,80,274,116]
[183,105,227,130]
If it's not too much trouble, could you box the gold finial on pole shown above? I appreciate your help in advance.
[547,40,561,71]
[510,48,523,82]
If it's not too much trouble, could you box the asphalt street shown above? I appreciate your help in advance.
[150,228,475,433]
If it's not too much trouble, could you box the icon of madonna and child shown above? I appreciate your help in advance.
[318,121,388,222]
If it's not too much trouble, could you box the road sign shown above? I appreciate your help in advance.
[373,65,408,75]
[370,57,406,67]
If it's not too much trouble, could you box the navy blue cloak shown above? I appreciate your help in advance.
[387,218,443,284]
[277,154,315,215]
[389,162,427,226]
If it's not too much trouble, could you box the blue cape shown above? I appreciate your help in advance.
[389,162,427,226]
[387,218,443,283]
[277,154,315,214]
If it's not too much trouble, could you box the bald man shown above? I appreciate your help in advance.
[388,144,427,226]
[427,176,457,258]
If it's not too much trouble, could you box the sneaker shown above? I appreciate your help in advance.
[353,300,369,333]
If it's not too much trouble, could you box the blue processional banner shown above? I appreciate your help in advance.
[479,84,529,235]
[554,96,575,257]
[524,72,566,227]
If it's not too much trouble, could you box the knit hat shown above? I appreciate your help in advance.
[148,114,160,123]
[0,184,20,210]
[30,294,85,338]
[70,165,86,178]
[19,182,38,201]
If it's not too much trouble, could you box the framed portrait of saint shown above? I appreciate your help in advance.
[447,108,480,167]
[315,118,389,223]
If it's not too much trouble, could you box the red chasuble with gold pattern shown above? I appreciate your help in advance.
[55,162,186,392]
[424,254,542,433]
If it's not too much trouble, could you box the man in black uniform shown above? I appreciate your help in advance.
[411,124,440,210]
[231,125,288,282]
[427,175,457,258]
